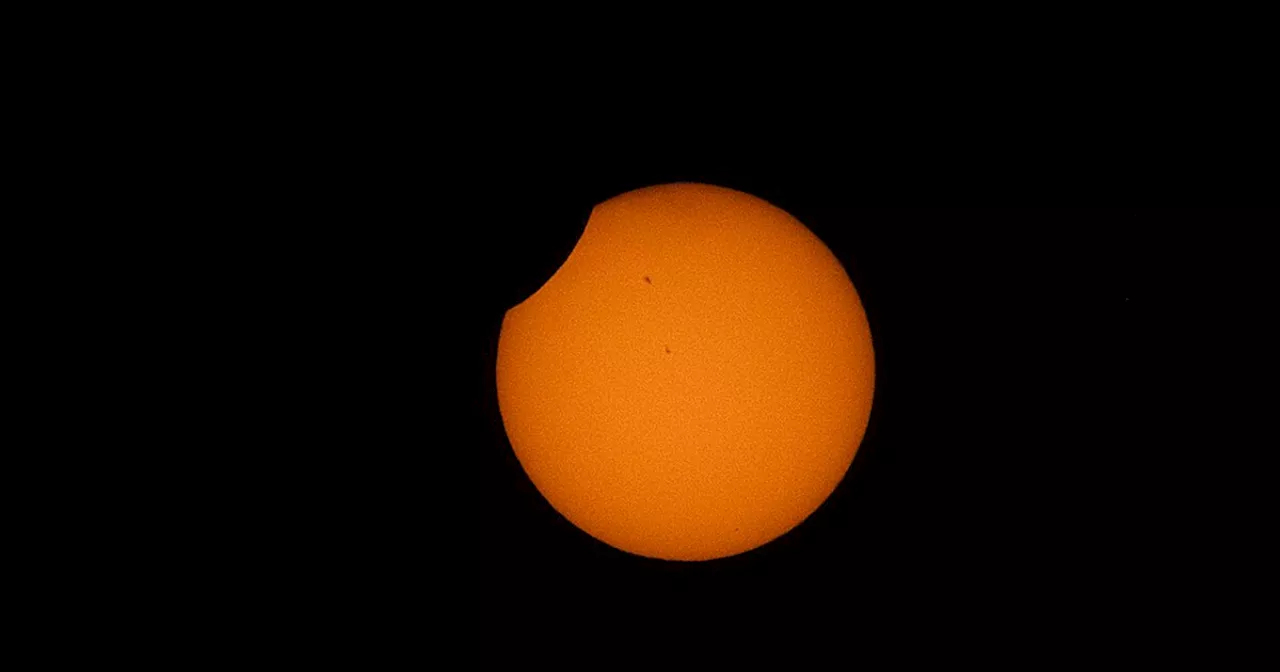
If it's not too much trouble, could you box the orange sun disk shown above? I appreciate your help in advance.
[496,183,875,561]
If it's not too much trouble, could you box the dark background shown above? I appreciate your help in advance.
[66,16,1267,654]
[62,18,1272,653]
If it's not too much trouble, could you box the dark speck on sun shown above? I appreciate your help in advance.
[643,275,652,284]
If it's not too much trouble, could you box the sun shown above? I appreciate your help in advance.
[495,183,874,561]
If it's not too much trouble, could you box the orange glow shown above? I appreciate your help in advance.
[496,183,875,561]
